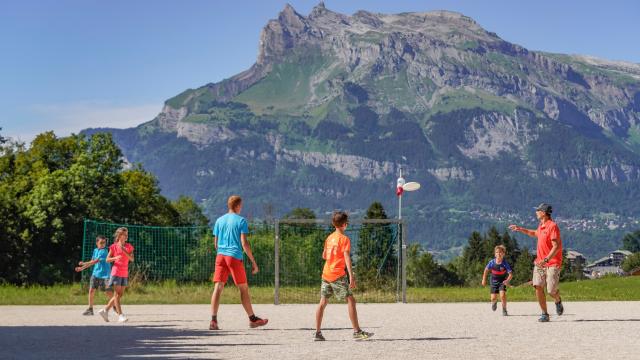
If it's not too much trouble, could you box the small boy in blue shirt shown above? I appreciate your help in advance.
[482,245,513,316]
[75,235,113,316]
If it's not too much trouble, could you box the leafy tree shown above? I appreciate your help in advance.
[622,230,640,253]
[173,196,209,226]
[407,244,461,287]
[0,131,206,284]
[284,207,316,219]
[621,252,640,273]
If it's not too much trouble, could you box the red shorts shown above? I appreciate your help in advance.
[213,254,247,285]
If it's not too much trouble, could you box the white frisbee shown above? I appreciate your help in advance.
[403,182,421,191]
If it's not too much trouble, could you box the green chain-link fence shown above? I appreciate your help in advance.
[81,218,405,303]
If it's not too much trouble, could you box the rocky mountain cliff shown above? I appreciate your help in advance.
[87,3,640,259]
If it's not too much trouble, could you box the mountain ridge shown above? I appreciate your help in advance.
[85,4,640,259]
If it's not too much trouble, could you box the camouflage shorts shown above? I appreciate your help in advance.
[320,276,353,300]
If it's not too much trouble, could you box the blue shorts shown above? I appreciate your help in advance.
[109,276,129,287]
[89,276,112,292]
[490,281,507,294]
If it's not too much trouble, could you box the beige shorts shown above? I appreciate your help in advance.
[532,265,561,294]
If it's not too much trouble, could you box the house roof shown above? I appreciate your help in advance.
[612,250,633,256]
[566,250,585,259]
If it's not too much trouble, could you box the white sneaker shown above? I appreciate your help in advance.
[118,314,129,323]
[98,309,109,322]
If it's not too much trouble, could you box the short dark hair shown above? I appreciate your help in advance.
[332,211,349,227]
[96,235,107,242]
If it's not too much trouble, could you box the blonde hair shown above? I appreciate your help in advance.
[494,245,506,254]
[228,195,242,211]
[113,227,128,242]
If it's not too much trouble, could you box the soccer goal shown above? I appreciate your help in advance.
[81,218,407,304]
[274,219,406,304]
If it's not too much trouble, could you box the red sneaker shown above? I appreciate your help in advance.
[249,316,268,328]
[209,320,219,330]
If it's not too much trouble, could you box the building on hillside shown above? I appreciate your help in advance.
[584,250,633,279]
[566,250,587,268]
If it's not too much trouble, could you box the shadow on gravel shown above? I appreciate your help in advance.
[371,337,475,342]
[572,319,640,322]
[0,325,278,359]
[261,327,380,331]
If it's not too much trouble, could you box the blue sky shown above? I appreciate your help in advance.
[2,0,639,142]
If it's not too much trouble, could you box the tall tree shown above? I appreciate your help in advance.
[512,248,534,285]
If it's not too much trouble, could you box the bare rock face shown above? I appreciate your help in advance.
[428,167,474,181]
[176,122,236,146]
[278,149,396,180]
[157,105,187,132]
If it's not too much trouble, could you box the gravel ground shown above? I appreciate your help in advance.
[1,302,639,359]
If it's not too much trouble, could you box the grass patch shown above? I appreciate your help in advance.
[2,276,640,305]
[234,53,332,115]
[426,88,519,118]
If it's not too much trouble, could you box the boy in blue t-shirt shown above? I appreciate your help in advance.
[75,235,113,316]
[482,245,513,316]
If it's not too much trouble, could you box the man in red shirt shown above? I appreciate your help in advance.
[509,203,564,322]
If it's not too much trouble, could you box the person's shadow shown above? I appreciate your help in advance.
[0,325,279,359]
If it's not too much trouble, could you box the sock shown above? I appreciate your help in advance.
[249,314,258,322]
[211,315,217,322]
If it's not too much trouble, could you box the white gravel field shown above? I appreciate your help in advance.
[1,302,639,359]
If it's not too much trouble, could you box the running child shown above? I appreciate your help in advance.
[75,235,114,316]
[99,227,133,323]
[482,245,513,316]
[209,195,268,330]
[314,211,373,341]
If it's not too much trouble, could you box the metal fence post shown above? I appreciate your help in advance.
[274,220,280,305]
[402,221,407,303]
[396,222,401,302]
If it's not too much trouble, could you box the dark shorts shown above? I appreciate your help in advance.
[213,254,247,285]
[320,276,353,301]
[490,281,507,294]
[90,276,112,291]
[109,275,129,287]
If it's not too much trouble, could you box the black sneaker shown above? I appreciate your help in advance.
[502,308,508,316]
[555,301,564,316]
[491,302,497,311]
[82,308,93,316]
[314,331,325,341]
[538,313,550,322]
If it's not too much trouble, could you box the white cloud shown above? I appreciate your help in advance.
[8,101,161,143]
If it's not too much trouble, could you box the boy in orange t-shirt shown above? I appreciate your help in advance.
[314,211,373,341]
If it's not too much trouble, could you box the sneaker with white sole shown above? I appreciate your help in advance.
[118,314,129,323]
[98,309,109,322]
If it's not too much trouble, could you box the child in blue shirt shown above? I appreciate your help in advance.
[75,235,113,316]
[482,245,513,316]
